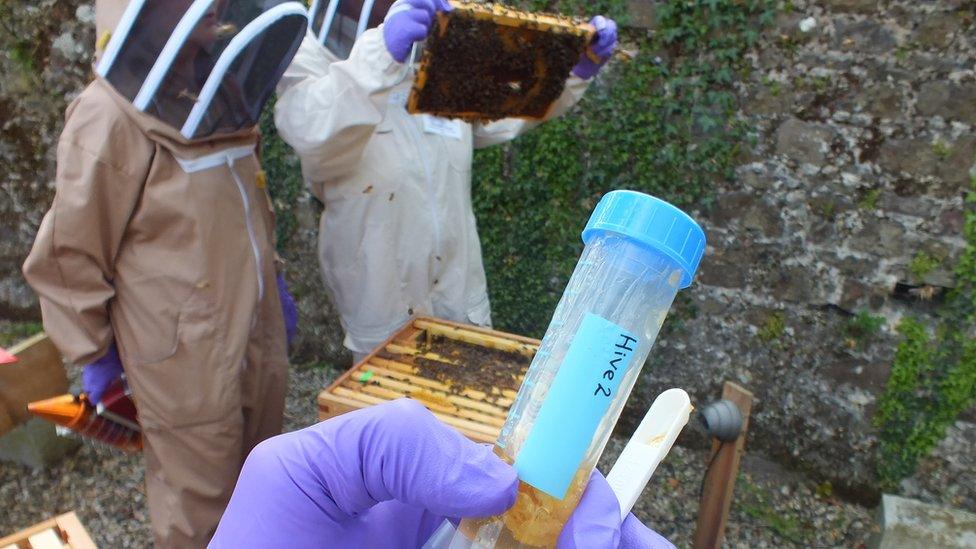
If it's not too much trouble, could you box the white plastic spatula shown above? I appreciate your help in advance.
[606,388,693,518]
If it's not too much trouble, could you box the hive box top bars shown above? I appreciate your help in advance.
[408,1,594,121]
[318,317,539,443]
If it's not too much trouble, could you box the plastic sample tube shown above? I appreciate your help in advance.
[450,190,706,548]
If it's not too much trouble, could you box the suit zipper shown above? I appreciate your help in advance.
[404,116,442,266]
[227,157,265,303]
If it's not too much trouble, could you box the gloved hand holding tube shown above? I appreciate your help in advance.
[210,399,673,548]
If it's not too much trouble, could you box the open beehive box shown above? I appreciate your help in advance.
[407,1,594,121]
[318,317,539,442]
[0,512,96,549]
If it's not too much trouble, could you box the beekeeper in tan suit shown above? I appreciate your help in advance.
[277,0,618,359]
[23,1,307,546]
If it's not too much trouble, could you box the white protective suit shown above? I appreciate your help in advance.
[275,29,590,353]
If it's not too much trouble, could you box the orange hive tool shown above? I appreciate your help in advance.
[28,379,142,452]
[0,346,16,364]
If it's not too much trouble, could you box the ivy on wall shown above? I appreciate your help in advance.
[473,0,773,337]
[261,97,305,251]
[874,173,976,489]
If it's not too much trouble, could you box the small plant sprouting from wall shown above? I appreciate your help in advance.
[909,251,940,281]
[858,188,881,211]
[874,172,976,489]
[931,140,952,160]
[844,311,885,349]
[758,312,786,343]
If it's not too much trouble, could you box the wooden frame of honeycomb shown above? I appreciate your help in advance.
[407,1,595,121]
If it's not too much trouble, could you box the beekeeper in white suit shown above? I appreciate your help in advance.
[276,0,618,359]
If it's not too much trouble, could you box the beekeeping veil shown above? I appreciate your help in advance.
[95,0,308,140]
[309,0,394,60]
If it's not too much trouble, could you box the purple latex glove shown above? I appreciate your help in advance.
[82,343,123,405]
[276,272,298,348]
[573,16,618,80]
[560,470,676,549]
[210,399,676,548]
[209,399,518,548]
[383,0,452,63]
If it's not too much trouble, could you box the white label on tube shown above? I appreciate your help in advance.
[514,313,638,499]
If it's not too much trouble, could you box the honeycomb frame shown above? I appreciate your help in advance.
[407,1,594,122]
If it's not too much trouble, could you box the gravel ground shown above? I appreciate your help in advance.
[597,438,877,548]
[0,365,332,548]
[1,363,876,547]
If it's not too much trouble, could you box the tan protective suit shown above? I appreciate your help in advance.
[23,77,289,549]
[275,29,590,353]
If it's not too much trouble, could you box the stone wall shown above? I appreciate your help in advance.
[625,0,975,506]
[0,1,94,318]
[1,0,974,508]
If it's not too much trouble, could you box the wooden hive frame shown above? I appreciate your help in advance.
[407,1,595,121]
[0,512,97,549]
[318,317,539,443]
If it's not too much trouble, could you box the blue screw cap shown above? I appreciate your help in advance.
[582,190,706,288]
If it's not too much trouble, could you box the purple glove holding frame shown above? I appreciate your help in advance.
[383,0,453,63]
[572,15,619,80]
[210,399,674,548]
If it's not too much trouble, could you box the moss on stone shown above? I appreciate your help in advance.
[875,172,976,489]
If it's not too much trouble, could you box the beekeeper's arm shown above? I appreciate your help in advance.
[472,15,619,149]
[22,90,154,366]
[274,0,451,200]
